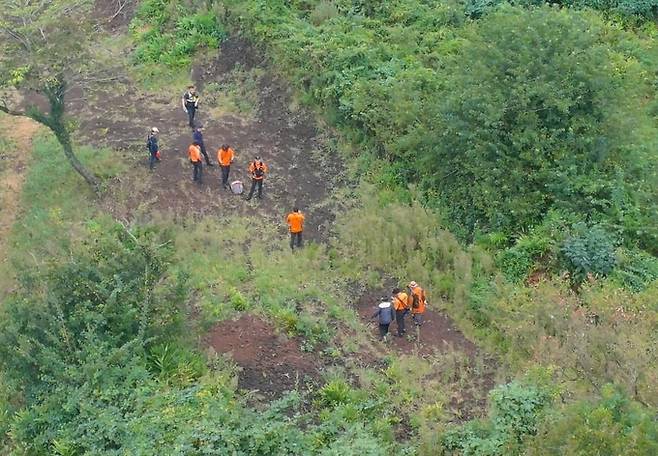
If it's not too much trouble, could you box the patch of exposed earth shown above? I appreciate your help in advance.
[206,314,320,399]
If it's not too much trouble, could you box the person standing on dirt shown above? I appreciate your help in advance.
[192,125,213,166]
[286,207,305,250]
[371,298,394,341]
[146,127,160,170]
[392,287,410,337]
[188,142,203,184]
[217,144,235,189]
[408,281,427,327]
[182,85,199,128]
[246,156,268,201]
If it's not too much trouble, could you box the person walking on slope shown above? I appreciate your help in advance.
[192,125,213,166]
[182,85,199,128]
[286,207,305,250]
[217,144,235,189]
[371,298,394,341]
[392,287,410,337]
[408,281,427,327]
[246,156,268,201]
[146,127,160,170]
[188,142,203,184]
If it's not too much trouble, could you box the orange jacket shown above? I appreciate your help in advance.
[249,160,268,180]
[410,286,426,314]
[393,292,409,311]
[287,212,305,233]
[188,144,202,163]
[218,147,235,166]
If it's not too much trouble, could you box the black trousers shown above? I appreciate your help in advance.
[149,151,158,169]
[395,309,407,336]
[199,143,211,165]
[246,178,263,200]
[290,232,303,250]
[378,323,390,340]
[192,161,202,182]
[186,105,196,127]
[220,165,231,187]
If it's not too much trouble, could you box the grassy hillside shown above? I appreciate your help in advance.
[0,0,656,455]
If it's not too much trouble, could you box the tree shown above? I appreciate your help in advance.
[0,0,100,190]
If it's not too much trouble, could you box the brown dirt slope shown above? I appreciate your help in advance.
[0,116,40,271]
[207,314,320,399]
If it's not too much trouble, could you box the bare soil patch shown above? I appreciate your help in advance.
[356,286,480,357]
[206,314,320,399]
[93,0,136,32]
[69,37,340,243]
[0,117,40,270]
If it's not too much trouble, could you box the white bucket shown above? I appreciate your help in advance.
[230,180,244,194]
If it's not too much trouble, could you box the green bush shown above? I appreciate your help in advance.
[610,248,658,291]
[131,0,226,68]
[561,223,616,282]
[526,385,658,455]
[441,381,552,455]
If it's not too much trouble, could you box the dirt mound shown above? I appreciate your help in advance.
[356,287,480,357]
[206,314,320,398]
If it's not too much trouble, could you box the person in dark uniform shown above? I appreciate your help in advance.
[146,127,160,170]
[192,125,213,166]
[182,85,199,128]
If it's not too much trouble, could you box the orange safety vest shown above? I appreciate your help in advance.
[287,212,305,233]
[249,160,268,180]
[410,286,426,314]
[188,144,202,163]
[393,292,409,311]
[218,147,235,166]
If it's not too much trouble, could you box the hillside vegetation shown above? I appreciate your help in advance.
[0,0,656,455]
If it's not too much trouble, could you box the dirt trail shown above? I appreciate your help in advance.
[0,116,40,269]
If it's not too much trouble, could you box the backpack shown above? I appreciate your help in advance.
[410,288,420,309]
[253,162,265,178]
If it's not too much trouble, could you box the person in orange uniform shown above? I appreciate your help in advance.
[188,142,203,183]
[392,287,410,337]
[217,144,235,190]
[286,207,305,250]
[408,281,427,326]
[246,156,268,201]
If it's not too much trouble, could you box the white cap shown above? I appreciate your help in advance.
[378,301,391,309]
[151,127,159,133]
[409,281,418,288]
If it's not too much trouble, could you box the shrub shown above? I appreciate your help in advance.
[610,248,658,291]
[130,0,226,68]
[441,381,552,455]
[526,385,658,455]
[561,223,616,282]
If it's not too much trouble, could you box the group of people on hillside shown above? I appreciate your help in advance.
[371,281,428,341]
[146,85,306,251]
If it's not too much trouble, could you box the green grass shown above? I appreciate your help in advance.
[204,65,264,119]
[169,214,358,351]
[1,133,127,291]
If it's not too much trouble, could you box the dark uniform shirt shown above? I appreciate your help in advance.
[147,134,158,154]
[183,91,198,108]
